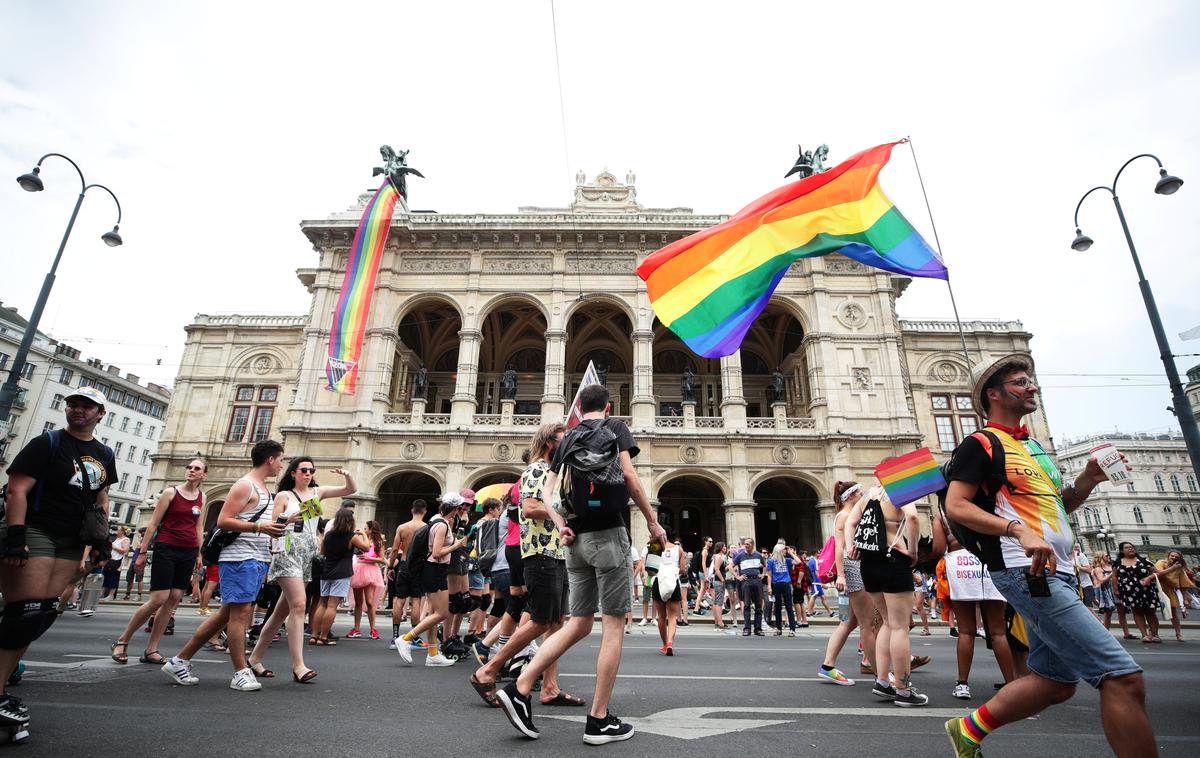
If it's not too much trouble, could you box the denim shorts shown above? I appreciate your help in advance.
[489,569,511,598]
[468,568,486,591]
[991,568,1142,688]
[218,559,269,604]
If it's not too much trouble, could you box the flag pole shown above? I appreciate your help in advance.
[903,136,972,367]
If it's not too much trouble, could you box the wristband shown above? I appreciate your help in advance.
[3,524,27,548]
[1005,519,1020,537]
[254,523,260,535]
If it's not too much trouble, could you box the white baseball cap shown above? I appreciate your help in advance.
[64,386,107,408]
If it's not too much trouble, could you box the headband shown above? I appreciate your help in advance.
[839,484,861,502]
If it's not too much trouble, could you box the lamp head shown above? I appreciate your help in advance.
[101,225,123,247]
[1155,168,1183,196]
[1071,228,1094,252]
[16,167,43,192]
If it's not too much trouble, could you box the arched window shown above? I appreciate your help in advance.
[1133,506,1144,525]
[1165,506,1175,525]
[1189,475,1197,492]
[1084,509,1093,527]
[1171,474,1181,492]
[1154,474,1165,493]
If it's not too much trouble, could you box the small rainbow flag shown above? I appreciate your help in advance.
[637,140,947,358]
[875,447,946,507]
[326,180,402,394]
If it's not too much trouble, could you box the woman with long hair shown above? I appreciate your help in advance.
[653,530,687,655]
[249,458,355,678]
[111,459,207,665]
[1148,549,1193,641]
[709,542,728,629]
[1114,541,1162,643]
[691,537,713,617]
[311,506,370,646]
[815,480,879,685]
[1091,552,1118,629]
[767,542,797,636]
[348,520,386,639]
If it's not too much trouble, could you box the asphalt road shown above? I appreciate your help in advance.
[9,605,1198,756]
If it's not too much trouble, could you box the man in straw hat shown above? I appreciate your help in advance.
[942,354,1156,757]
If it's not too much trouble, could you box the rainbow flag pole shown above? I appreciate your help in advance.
[875,447,947,507]
[326,180,402,394]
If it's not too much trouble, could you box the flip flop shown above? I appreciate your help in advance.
[542,691,586,706]
[111,641,128,664]
[1123,634,1138,640]
[139,650,167,665]
[469,673,499,706]
[319,638,338,646]
[293,669,318,683]
[204,642,229,652]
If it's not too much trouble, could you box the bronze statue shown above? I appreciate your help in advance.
[595,362,608,387]
[414,366,428,399]
[771,369,786,403]
[784,144,830,179]
[501,369,518,400]
[681,366,696,402]
[374,145,425,200]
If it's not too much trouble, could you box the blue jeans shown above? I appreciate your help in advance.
[991,569,1142,688]
[772,583,796,630]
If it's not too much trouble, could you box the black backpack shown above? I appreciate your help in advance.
[940,430,1010,562]
[475,517,501,576]
[402,516,444,574]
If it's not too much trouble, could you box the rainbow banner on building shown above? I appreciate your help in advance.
[636,141,947,358]
[325,180,402,394]
[875,447,946,507]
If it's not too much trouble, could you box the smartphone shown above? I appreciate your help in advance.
[1024,571,1051,598]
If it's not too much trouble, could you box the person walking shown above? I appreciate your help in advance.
[248,458,355,680]
[310,506,370,645]
[692,537,713,617]
[1150,550,1193,641]
[943,356,1155,757]
[1073,543,1095,614]
[111,459,208,665]
[1114,541,1162,643]
[161,440,287,692]
[101,527,130,600]
[790,547,811,628]
[0,386,118,729]
[348,520,386,640]
[122,528,147,601]
[494,384,665,745]
[387,499,428,645]
[397,494,470,665]
[652,533,686,654]
[767,542,797,636]
[817,480,879,685]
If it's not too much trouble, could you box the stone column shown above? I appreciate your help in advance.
[628,504,649,549]
[681,400,696,429]
[630,328,655,427]
[500,398,515,425]
[410,397,426,424]
[772,401,788,430]
[450,327,481,424]
[724,500,756,544]
[720,352,747,429]
[816,500,837,542]
[542,328,567,421]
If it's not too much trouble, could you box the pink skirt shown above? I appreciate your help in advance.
[351,561,385,589]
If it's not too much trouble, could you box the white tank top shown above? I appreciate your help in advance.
[219,481,273,563]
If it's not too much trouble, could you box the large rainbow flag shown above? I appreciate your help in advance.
[875,447,946,507]
[637,140,947,358]
[326,180,402,394]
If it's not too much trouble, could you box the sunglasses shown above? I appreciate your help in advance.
[297,467,316,474]
[185,465,205,472]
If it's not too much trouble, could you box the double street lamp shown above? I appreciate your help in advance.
[1072,154,1200,483]
[0,153,123,423]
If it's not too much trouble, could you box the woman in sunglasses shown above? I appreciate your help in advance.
[246,457,355,682]
[111,459,208,665]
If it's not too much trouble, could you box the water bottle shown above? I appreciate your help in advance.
[837,591,850,622]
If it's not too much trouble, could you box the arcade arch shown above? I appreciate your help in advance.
[478,299,548,415]
[656,475,725,552]
[565,302,633,416]
[392,299,462,414]
[375,470,441,540]
[752,475,820,550]
[741,305,808,418]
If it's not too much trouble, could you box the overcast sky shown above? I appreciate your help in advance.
[2,1,1198,442]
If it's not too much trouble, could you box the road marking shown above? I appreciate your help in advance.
[604,645,821,652]
[560,673,824,682]
[540,706,975,739]
[19,660,81,669]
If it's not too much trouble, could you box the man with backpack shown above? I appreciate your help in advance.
[943,355,1155,757]
[494,384,666,746]
[388,499,428,647]
[0,386,118,730]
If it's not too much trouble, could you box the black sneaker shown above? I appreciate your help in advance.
[893,686,930,707]
[871,681,897,700]
[496,682,539,739]
[949,627,959,638]
[584,711,634,745]
[0,694,28,725]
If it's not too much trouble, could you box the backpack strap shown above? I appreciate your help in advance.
[967,429,1010,498]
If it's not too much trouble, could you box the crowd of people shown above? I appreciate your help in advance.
[0,359,1176,755]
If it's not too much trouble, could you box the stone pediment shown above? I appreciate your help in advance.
[571,169,642,213]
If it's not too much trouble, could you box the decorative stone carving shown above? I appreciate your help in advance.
[565,255,636,273]
[483,256,552,273]
[493,442,514,462]
[772,445,796,465]
[851,367,871,390]
[932,361,960,383]
[825,258,869,273]
[401,441,424,460]
[678,444,702,464]
[400,257,470,272]
[251,355,274,375]
[836,302,868,329]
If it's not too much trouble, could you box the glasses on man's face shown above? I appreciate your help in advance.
[185,466,204,472]
[1002,377,1037,389]
[298,468,315,474]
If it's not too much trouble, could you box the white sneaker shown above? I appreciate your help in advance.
[396,637,413,664]
[425,652,455,667]
[78,609,95,617]
[528,639,539,652]
[161,657,199,686]
[637,619,648,627]
[230,667,262,692]
[952,682,972,700]
[388,638,397,650]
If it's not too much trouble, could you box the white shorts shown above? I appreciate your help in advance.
[945,549,1004,603]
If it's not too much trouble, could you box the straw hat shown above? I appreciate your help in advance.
[969,352,1035,419]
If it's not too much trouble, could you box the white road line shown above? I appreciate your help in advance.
[560,673,825,682]
[596,645,822,652]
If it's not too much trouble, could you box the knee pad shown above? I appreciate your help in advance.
[477,595,492,614]
[506,594,526,622]
[448,592,470,614]
[0,599,58,650]
[489,596,507,619]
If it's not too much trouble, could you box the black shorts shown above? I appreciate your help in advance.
[448,547,469,576]
[651,578,682,603]
[860,554,914,594]
[421,562,449,594]
[524,556,564,625]
[505,545,525,588]
[391,566,425,599]
[150,545,198,592]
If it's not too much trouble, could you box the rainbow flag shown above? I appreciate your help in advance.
[875,447,946,507]
[326,180,402,393]
[637,141,947,358]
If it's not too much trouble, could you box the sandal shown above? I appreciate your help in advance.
[203,642,229,652]
[319,638,338,646]
[308,637,320,646]
[293,668,317,683]
[111,641,128,664]
[250,662,275,678]
[469,672,499,706]
[1123,633,1138,640]
[139,650,167,665]
[542,691,586,706]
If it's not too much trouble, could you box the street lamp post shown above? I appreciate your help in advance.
[0,153,123,423]
[1072,154,1200,484]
